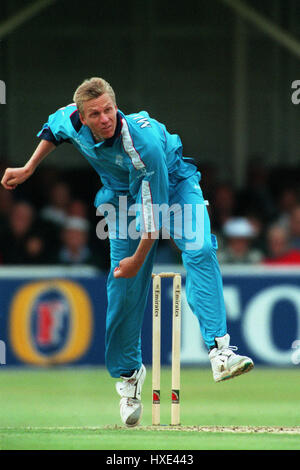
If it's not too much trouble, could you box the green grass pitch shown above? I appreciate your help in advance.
[0,367,299,450]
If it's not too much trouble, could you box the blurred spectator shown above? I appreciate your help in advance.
[38,167,62,206]
[237,158,277,223]
[58,216,92,264]
[58,216,105,269]
[210,182,236,235]
[276,187,300,229]
[217,217,263,264]
[289,205,300,250]
[67,199,89,219]
[243,211,267,254]
[0,201,54,264]
[40,181,71,226]
[263,224,300,265]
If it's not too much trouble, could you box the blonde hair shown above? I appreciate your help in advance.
[73,77,116,115]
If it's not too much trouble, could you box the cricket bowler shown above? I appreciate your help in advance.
[1,77,254,427]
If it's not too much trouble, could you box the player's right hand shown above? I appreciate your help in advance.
[1,166,32,190]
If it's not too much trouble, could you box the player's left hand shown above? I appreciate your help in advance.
[113,256,142,278]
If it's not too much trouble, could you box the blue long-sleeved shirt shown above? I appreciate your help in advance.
[38,105,198,231]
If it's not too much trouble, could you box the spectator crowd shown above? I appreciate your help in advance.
[0,158,300,271]
[0,163,110,272]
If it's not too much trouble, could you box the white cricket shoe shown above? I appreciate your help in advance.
[116,364,146,427]
[209,334,254,383]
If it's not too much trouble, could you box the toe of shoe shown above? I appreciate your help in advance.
[125,404,143,427]
[215,358,254,382]
[227,358,254,380]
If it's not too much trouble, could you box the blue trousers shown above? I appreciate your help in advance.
[96,173,227,378]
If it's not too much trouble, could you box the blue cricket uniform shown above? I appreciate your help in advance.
[38,105,227,377]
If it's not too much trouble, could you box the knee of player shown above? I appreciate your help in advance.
[186,237,214,260]
[200,238,215,258]
[200,233,218,256]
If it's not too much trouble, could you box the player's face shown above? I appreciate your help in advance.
[80,93,117,140]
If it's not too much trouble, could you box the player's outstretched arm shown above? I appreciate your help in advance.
[1,140,56,190]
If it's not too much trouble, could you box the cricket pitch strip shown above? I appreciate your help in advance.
[2,425,300,434]
[110,425,300,434]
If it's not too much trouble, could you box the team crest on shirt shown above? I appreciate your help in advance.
[115,155,124,167]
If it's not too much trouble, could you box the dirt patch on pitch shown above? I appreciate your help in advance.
[7,425,300,435]
[135,425,300,434]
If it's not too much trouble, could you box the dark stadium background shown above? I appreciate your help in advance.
[1,0,300,193]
